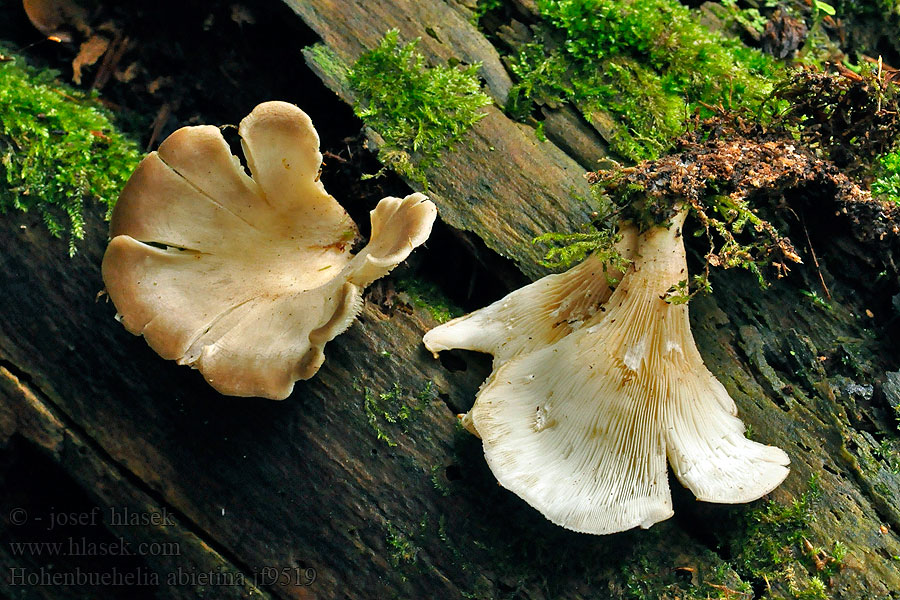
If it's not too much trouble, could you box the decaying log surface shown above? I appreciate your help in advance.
[292,0,599,282]
[1,1,900,599]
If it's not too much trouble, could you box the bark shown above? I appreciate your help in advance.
[1,1,899,599]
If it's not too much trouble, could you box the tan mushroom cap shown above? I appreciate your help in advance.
[424,208,789,534]
[23,0,88,42]
[103,101,436,399]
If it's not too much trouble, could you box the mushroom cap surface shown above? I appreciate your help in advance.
[23,0,88,41]
[103,101,436,399]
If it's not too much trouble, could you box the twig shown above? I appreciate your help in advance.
[708,582,751,599]
[146,103,171,151]
[92,33,130,91]
[801,212,831,300]
[323,150,348,164]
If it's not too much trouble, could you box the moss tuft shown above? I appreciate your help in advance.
[505,0,784,161]
[533,226,629,272]
[385,520,422,569]
[349,30,493,189]
[361,380,434,447]
[724,477,848,599]
[533,61,896,300]
[396,277,464,324]
[873,151,900,204]
[730,483,819,582]
[0,48,141,255]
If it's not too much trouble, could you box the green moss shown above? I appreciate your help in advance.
[385,520,422,569]
[361,380,434,447]
[348,30,493,189]
[731,483,818,580]
[429,464,453,497]
[624,553,742,599]
[873,151,900,204]
[801,290,834,312]
[873,438,900,474]
[303,42,352,89]
[717,0,772,36]
[396,277,464,324]
[0,48,141,254]
[722,477,848,599]
[533,225,629,272]
[505,0,784,161]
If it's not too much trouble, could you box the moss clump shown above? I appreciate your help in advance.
[533,64,900,300]
[725,479,847,599]
[396,277,464,324]
[873,151,900,204]
[361,380,435,447]
[622,545,752,600]
[533,226,629,273]
[731,486,818,582]
[385,520,422,569]
[0,48,141,254]
[349,30,493,189]
[506,0,783,161]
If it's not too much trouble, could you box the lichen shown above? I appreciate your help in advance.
[0,47,141,255]
[348,30,493,189]
[504,0,784,161]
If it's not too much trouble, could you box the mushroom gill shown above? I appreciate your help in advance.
[424,207,789,534]
[424,225,638,436]
[103,101,437,400]
[424,225,639,369]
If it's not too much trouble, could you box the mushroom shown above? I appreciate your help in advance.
[424,224,639,435]
[103,101,436,399]
[23,0,89,43]
[424,207,789,534]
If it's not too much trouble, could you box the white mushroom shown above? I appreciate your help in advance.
[424,207,789,534]
[424,225,638,435]
[103,101,436,399]
[424,225,639,368]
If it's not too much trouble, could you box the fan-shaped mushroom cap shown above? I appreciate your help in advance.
[424,208,789,534]
[103,101,436,399]
[424,225,638,368]
[23,0,88,42]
